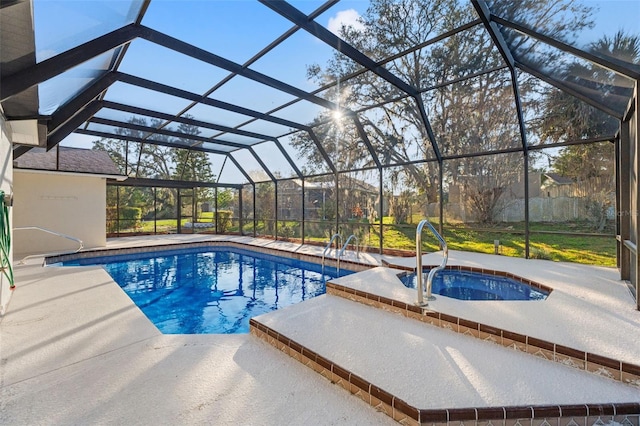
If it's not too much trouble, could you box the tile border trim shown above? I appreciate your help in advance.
[385,260,554,296]
[326,283,640,390]
[250,319,640,426]
[45,239,374,272]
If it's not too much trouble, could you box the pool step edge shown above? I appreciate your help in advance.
[325,282,640,391]
[249,317,640,426]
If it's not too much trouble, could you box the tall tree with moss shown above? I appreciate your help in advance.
[291,0,593,223]
[92,116,173,179]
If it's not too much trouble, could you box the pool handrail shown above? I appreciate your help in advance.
[15,226,84,264]
[322,233,342,271]
[338,234,360,263]
[415,219,448,307]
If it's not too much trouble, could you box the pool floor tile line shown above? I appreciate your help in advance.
[325,283,640,390]
[249,319,640,426]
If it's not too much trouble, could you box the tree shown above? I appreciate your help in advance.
[95,115,221,223]
[94,117,175,221]
[255,182,275,235]
[217,188,233,209]
[92,117,173,179]
[539,30,639,179]
[389,190,414,224]
[538,31,640,230]
[291,0,594,224]
[171,118,217,219]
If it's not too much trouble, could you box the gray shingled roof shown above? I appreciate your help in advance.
[14,147,123,176]
[543,173,574,185]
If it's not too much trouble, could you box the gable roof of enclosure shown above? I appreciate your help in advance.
[2,0,639,186]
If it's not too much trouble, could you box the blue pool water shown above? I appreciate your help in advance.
[399,270,548,301]
[59,247,352,334]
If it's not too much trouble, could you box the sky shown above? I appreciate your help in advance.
[585,0,640,39]
[32,0,640,184]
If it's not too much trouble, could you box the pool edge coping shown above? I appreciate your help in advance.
[44,239,374,272]
[250,318,640,426]
[325,282,640,390]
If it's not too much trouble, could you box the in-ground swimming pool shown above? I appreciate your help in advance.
[399,269,548,301]
[59,246,352,334]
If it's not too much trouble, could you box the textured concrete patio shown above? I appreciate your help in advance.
[1,235,638,424]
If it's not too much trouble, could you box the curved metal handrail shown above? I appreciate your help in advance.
[339,234,360,261]
[416,220,448,307]
[321,233,342,271]
[14,226,84,264]
[338,234,359,274]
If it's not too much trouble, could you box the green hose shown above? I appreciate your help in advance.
[0,190,14,289]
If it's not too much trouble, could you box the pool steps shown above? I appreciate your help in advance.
[48,239,636,389]
[324,280,638,387]
[250,318,639,426]
[251,285,640,425]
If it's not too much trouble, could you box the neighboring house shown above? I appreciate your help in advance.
[541,173,575,198]
[278,177,380,220]
[13,147,126,258]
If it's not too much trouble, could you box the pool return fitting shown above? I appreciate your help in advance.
[415,219,448,307]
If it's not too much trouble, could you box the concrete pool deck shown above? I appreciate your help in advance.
[1,235,639,424]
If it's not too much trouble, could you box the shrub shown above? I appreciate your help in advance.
[217,210,233,233]
[107,207,142,232]
[106,207,118,233]
[278,222,300,240]
[529,247,553,260]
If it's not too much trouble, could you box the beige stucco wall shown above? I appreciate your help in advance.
[0,114,14,315]
[13,171,106,258]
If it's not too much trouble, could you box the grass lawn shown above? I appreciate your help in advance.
[138,219,178,232]
[120,217,616,267]
[288,218,615,266]
[360,220,616,266]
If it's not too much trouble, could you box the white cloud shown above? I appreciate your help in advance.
[327,9,365,36]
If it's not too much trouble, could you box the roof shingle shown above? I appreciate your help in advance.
[14,147,123,176]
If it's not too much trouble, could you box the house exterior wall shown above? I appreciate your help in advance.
[0,114,13,315]
[13,171,106,257]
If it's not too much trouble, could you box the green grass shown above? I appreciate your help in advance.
[445,222,615,265]
[139,219,178,232]
[293,219,616,266]
[359,220,616,266]
[118,217,617,266]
